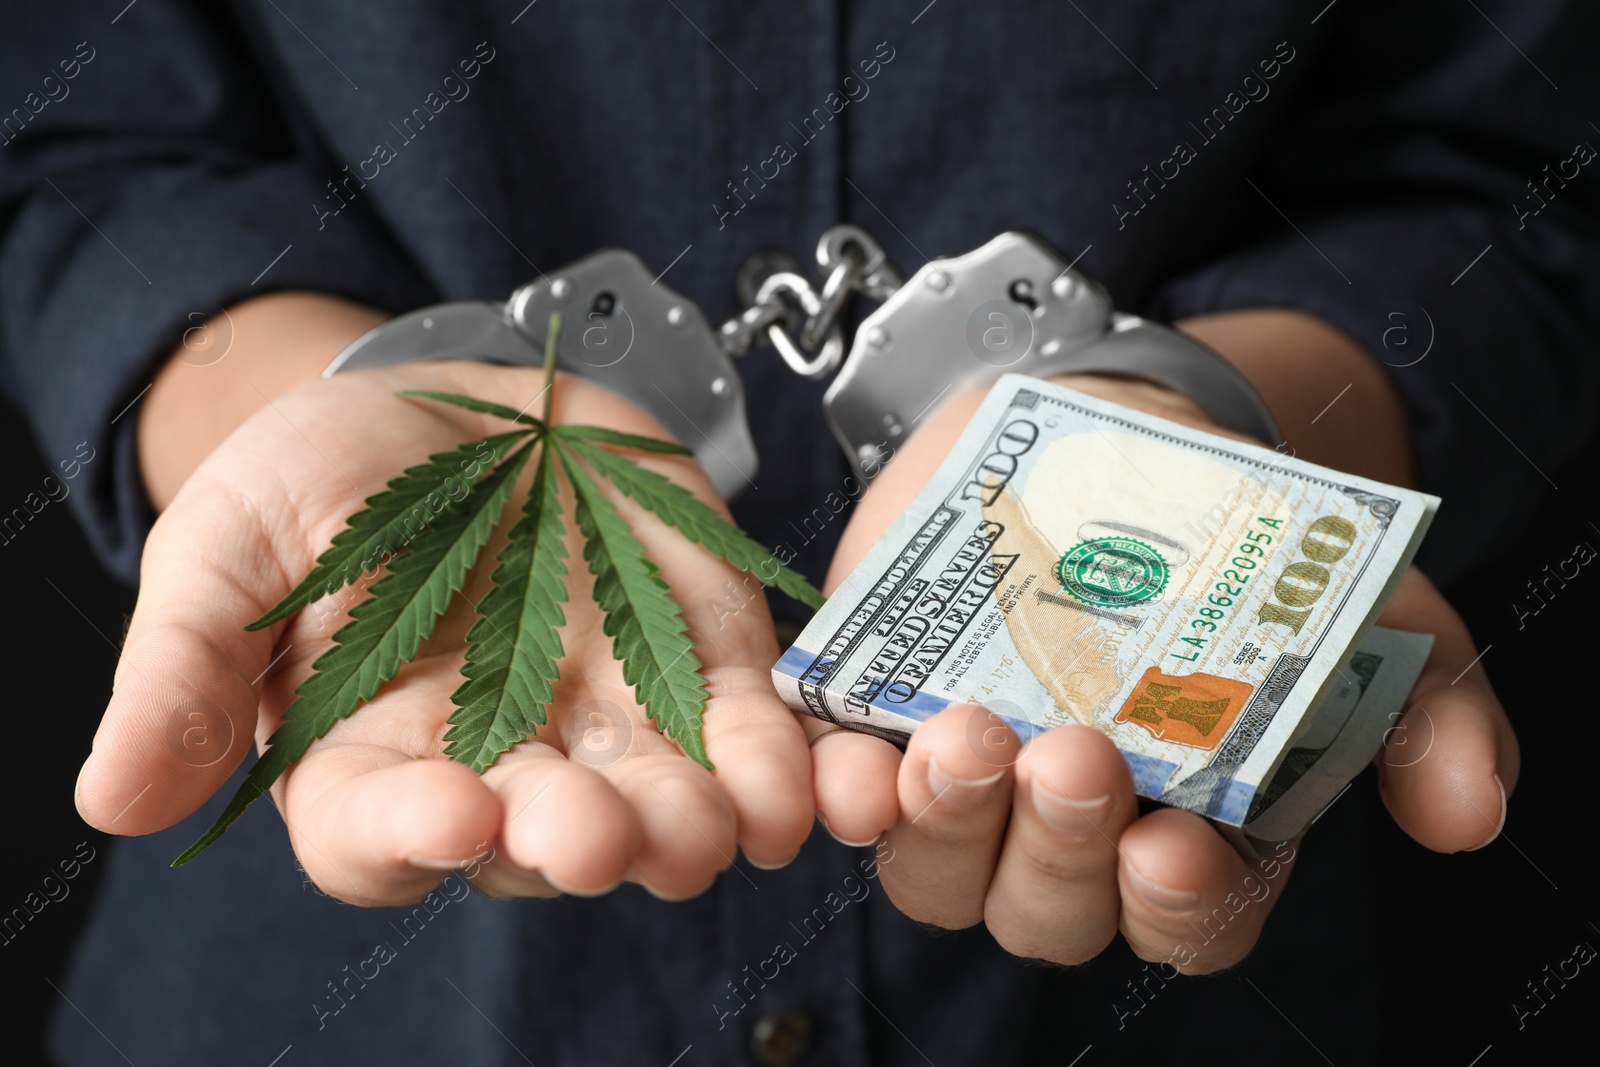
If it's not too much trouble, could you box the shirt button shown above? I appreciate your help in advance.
[750,1009,816,1065]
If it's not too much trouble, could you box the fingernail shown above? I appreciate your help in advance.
[1032,780,1114,838]
[748,852,800,871]
[406,854,473,871]
[1124,864,1200,912]
[816,812,881,849]
[926,757,1005,808]
[1464,775,1508,852]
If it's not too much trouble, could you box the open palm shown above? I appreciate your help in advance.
[75,360,812,904]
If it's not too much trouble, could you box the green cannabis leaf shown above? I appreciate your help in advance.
[441,446,569,774]
[562,436,824,611]
[176,313,822,865]
[555,438,708,766]
[391,389,547,428]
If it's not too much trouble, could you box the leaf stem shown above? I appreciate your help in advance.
[541,311,562,429]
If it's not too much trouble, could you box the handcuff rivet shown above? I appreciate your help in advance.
[1051,275,1077,299]
[711,376,730,396]
[1041,339,1061,357]
[550,278,572,300]
[866,326,890,348]
[667,305,687,326]
[422,317,434,329]
[926,270,951,292]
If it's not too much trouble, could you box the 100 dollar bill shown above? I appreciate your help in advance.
[774,375,1438,825]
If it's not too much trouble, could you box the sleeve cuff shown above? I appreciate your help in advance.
[1141,205,1599,583]
[1,161,436,583]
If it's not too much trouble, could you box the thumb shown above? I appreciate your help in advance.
[1373,568,1519,853]
[76,473,290,836]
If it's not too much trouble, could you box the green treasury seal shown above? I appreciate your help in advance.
[1056,536,1169,608]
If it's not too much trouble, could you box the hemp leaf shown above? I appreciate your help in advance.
[175,313,822,865]
[561,436,824,611]
[441,446,569,774]
[555,438,708,766]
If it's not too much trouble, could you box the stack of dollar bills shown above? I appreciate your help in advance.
[774,375,1438,853]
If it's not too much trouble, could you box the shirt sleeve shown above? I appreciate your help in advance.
[0,2,434,584]
[1144,0,1600,583]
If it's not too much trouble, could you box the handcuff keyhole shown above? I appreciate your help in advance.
[591,291,617,317]
[1008,279,1038,310]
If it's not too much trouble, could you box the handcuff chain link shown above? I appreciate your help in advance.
[716,224,904,380]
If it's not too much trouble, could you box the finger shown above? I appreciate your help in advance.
[76,478,284,835]
[474,747,641,897]
[1118,808,1296,974]
[604,755,739,900]
[283,749,503,906]
[1379,690,1508,852]
[1374,568,1519,852]
[982,725,1138,965]
[808,719,902,847]
[701,667,816,867]
[879,704,1018,929]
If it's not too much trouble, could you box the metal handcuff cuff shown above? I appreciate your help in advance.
[326,226,1281,500]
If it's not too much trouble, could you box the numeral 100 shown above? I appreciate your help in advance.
[1257,516,1358,634]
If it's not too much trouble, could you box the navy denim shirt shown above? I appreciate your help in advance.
[3,2,1597,1064]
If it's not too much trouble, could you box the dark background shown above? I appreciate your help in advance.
[2,387,1596,1065]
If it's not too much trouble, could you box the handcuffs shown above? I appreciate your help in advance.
[326,226,1280,500]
